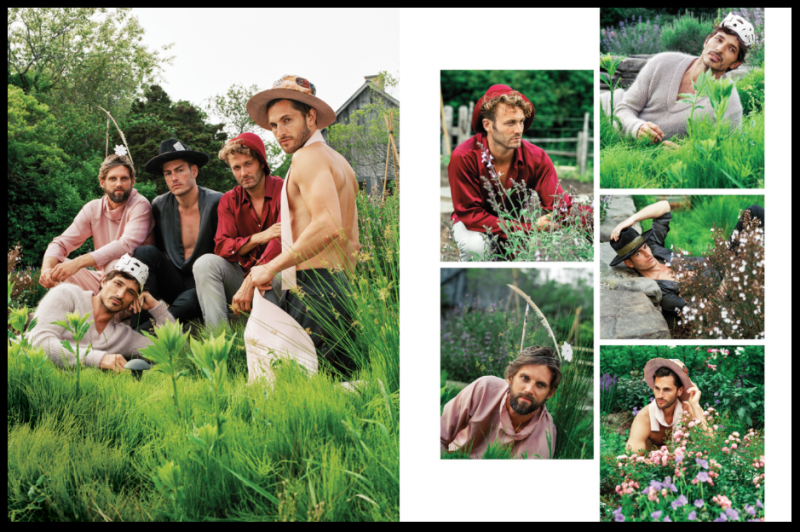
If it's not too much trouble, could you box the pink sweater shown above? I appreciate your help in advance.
[44,189,155,274]
[441,376,557,459]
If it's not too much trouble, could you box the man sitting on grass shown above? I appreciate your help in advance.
[440,346,558,459]
[448,84,589,262]
[27,254,175,371]
[626,358,711,454]
[608,199,764,327]
[601,13,755,147]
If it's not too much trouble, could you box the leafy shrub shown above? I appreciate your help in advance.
[735,67,765,117]
[601,16,663,55]
[661,12,712,54]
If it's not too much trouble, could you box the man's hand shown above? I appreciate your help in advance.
[99,354,127,372]
[250,264,275,292]
[536,214,552,230]
[661,140,679,151]
[262,222,281,242]
[130,291,159,314]
[609,219,636,242]
[231,275,255,316]
[687,385,702,408]
[39,267,58,289]
[638,122,665,143]
[49,259,84,284]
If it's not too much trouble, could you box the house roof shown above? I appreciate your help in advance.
[334,80,399,117]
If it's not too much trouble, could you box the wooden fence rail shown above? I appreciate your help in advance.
[442,104,593,174]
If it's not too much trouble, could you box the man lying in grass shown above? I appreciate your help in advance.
[608,200,764,328]
[448,84,590,261]
[27,254,175,371]
[601,13,755,148]
[440,346,558,459]
[626,358,711,454]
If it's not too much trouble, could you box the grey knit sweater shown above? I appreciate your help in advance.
[601,52,743,140]
[27,283,175,368]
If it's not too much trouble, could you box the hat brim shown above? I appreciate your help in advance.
[471,92,535,134]
[144,151,210,174]
[644,358,693,402]
[247,88,336,132]
[608,229,654,267]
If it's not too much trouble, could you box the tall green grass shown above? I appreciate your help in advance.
[7,191,399,522]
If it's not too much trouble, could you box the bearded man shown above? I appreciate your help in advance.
[626,358,711,454]
[39,154,155,295]
[440,346,559,459]
[448,84,589,261]
[27,254,175,371]
[246,74,360,375]
[602,13,755,147]
[130,139,222,331]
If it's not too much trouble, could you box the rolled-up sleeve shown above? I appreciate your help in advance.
[214,194,252,264]
[89,200,154,269]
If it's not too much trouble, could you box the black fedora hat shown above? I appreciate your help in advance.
[609,226,655,267]
[144,138,210,174]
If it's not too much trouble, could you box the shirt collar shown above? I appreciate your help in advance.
[498,387,547,439]
[238,175,279,205]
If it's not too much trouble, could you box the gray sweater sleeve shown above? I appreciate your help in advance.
[614,56,659,139]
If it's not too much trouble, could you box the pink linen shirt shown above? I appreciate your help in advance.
[441,375,557,459]
[44,189,155,274]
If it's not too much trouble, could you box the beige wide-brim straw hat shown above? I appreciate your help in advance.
[644,358,694,402]
[247,74,336,132]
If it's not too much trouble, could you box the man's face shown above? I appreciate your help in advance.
[507,363,556,416]
[162,159,198,197]
[101,166,133,205]
[99,274,139,314]
[702,31,742,72]
[485,103,525,151]
[653,375,683,410]
[268,100,315,154]
[228,152,265,190]
[624,243,658,272]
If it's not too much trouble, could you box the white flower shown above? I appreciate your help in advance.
[114,144,128,157]
[561,342,573,362]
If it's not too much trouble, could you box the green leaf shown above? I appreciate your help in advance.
[211,458,279,505]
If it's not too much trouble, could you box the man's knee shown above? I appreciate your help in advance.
[453,223,489,261]
[193,253,227,280]
[133,245,161,263]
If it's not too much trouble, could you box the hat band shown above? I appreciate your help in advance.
[616,235,645,257]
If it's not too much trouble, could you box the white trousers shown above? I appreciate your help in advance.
[452,221,490,262]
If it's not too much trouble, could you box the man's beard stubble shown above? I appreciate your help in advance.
[282,122,312,154]
[489,124,520,152]
[107,188,131,204]
[509,390,545,416]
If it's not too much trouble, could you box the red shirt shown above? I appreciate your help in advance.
[449,133,573,238]
[215,175,283,274]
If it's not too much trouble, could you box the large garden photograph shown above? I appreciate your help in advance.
[600,194,764,340]
[440,268,593,459]
[599,345,765,522]
[599,8,765,189]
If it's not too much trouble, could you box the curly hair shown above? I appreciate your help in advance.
[504,345,562,391]
[480,91,533,125]
[98,154,136,182]
[217,140,265,169]
[705,23,749,68]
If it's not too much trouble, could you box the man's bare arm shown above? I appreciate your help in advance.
[609,200,671,242]
[626,410,651,455]
[263,150,343,274]
[237,223,281,256]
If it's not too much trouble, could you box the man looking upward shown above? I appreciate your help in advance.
[626,358,711,454]
[38,154,155,295]
[602,13,755,146]
[441,346,559,459]
[246,74,360,375]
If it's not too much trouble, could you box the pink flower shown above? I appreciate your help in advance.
[688,421,696,428]
[732,444,738,449]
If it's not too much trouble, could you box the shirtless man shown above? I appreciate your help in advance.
[608,199,764,327]
[132,138,222,330]
[246,75,360,374]
[627,358,711,454]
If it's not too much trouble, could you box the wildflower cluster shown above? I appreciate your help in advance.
[7,245,45,312]
[601,15,663,55]
[672,209,764,339]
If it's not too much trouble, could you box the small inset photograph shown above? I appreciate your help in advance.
[599,194,764,340]
[599,345,765,522]
[440,268,593,459]
[440,70,594,262]
[599,9,765,189]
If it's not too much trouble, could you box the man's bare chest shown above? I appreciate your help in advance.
[178,208,200,256]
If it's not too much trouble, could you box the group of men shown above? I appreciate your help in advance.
[29,75,360,375]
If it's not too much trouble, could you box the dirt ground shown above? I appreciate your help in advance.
[440,166,593,260]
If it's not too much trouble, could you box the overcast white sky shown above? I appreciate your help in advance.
[134,8,399,139]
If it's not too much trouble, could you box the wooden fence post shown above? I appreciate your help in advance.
[579,112,589,175]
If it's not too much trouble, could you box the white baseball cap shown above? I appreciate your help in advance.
[720,12,756,48]
[113,254,148,291]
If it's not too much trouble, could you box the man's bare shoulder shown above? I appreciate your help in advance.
[632,404,651,426]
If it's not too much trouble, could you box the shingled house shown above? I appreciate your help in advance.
[322,75,399,193]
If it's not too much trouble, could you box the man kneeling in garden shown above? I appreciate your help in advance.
[440,346,558,459]
[448,84,589,261]
[626,358,711,454]
[27,254,175,371]
[602,12,754,147]
[608,199,764,328]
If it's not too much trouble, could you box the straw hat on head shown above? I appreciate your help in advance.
[247,75,336,132]
[644,358,694,402]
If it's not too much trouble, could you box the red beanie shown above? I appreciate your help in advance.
[471,84,535,134]
[227,132,271,174]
